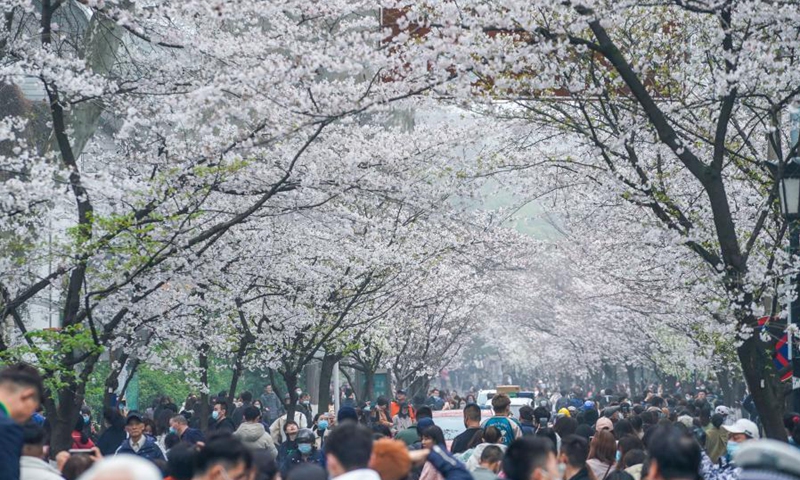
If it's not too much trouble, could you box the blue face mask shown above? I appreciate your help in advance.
[212,411,220,420]
[317,420,329,430]
[298,444,313,455]
[169,427,177,435]
[83,415,90,424]
[615,450,622,463]
[727,441,739,459]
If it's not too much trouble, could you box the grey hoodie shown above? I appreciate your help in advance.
[234,422,278,458]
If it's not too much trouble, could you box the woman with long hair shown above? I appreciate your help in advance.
[70,415,95,449]
[587,430,617,480]
[420,426,448,480]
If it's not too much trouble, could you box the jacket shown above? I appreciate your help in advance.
[235,422,278,458]
[471,467,499,480]
[209,416,236,434]
[231,401,252,428]
[395,425,420,445]
[20,456,63,480]
[568,468,592,480]
[392,415,413,432]
[96,424,127,456]
[480,416,522,447]
[115,435,166,461]
[0,404,23,480]
[277,440,299,463]
[460,443,507,472]
[71,430,95,449]
[705,426,728,463]
[624,464,642,480]
[180,427,205,445]
[390,401,416,421]
[586,459,616,480]
[270,412,308,443]
[260,393,284,420]
[280,447,324,477]
[427,445,472,480]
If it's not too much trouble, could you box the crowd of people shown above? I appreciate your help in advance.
[4,362,800,480]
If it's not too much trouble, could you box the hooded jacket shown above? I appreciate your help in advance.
[234,422,278,458]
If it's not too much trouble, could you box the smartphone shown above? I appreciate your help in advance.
[68,449,94,455]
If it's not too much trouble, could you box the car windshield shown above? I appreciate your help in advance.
[435,416,466,440]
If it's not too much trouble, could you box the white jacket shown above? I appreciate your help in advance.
[234,422,278,458]
[269,412,308,443]
[20,456,63,480]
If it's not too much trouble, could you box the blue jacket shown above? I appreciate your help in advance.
[181,427,205,444]
[0,405,23,480]
[428,445,472,480]
[281,448,324,477]
[115,435,165,461]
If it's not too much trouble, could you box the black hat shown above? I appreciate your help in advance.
[126,411,144,424]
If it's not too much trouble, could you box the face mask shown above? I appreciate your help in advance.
[83,415,90,424]
[303,401,310,406]
[169,427,177,435]
[298,443,313,455]
[296,390,302,396]
[212,411,220,420]
[557,463,567,479]
[254,404,261,409]
[727,441,739,459]
[318,420,329,430]
[615,450,622,463]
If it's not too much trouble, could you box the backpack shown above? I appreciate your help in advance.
[483,416,518,446]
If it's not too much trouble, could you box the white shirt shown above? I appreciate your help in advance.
[130,436,145,452]
[20,456,63,480]
[335,469,382,480]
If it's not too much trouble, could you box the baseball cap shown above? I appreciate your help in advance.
[736,439,800,479]
[583,401,595,411]
[417,418,435,430]
[715,405,730,416]
[596,417,614,432]
[724,418,760,439]
[126,411,144,424]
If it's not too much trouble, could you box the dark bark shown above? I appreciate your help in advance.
[738,332,786,440]
[199,345,210,431]
[716,367,735,408]
[363,366,375,403]
[626,364,637,397]
[281,368,299,421]
[318,354,341,414]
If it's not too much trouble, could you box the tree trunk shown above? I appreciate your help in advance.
[626,364,637,397]
[738,333,786,440]
[716,367,735,408]
[228,336,250,400]
[50,381,83,455]
[364,365,375,403]
[282,370,298,421]
[199,345,210,431]
[318,354,339,415]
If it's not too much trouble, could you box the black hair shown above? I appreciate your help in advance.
[194,435,253,475]
[244,405,261,421]
[650,396,664,408]
[535,427,557,453]
[73,415,89,444]
[252,448,279,480]
[372,423,392,438]
[0,363,44,401]
[422,425,447,452]
[464,403,482,422]
[617,435,644,467]
[647,426,700,480]
[240,391,253,403]
[710,414,724,429]
[376,396,389,407]
[62,455,94,480]
[624,449,646,468]
[325,421,373,472]
[22,419,45,445]
[481,445,504,464]
[533,406,550,424]
[554,416,578,438]
[629,415,643,432]
[214,399,229,414]
[416,406,433,419]
[519,405,535,421]
[574,424,592,440]
[503,437,554,480]
[165,432,181,450]
[614,419,634,439]
[484,425,502,443]
[560,434,589,468]
[287,463,327,480]
[606,471,635,480]
[284,420,298,431]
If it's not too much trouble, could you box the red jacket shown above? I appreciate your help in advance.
[71,431,95,449]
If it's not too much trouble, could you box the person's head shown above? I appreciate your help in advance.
[243,405,261,423]
[520,405,535,424]
[503,436,558,480]
[126,413,146,441]
[480,445,505,474]
[396,390,407,402]
[284,420,299,441]
[484,425,502,444]
[421,425,446,451]
[62,453,95,480]
[376,396,389,410]
[492,394,511,416]
[79,456,161,480]
[614,419,634,439]
[194,436,253,480]
[252,449,279,480]
[143,417,157,436]
[536,427,557,450]
[559,434,589,470]
[171,414,189,434]
[624,449,646,469]
[416,406,433,420]
[617,435,644,467]
[239,392,252,404]
[724,418,760,444]
[0,363,43,423]
[296,428,317,455]
[213,400,228,420]
[646,425,700,480]
[22,419,46,459]
[533,406,550,427]
[325,421,374,478]
[554,416,578,438]
[369,439,412,480]
[463,403,482,427]
[264,385,273,394]
[589,430,616,464]
[398,403,409,418]
[103,407,124,429]
[696,391,706,401]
